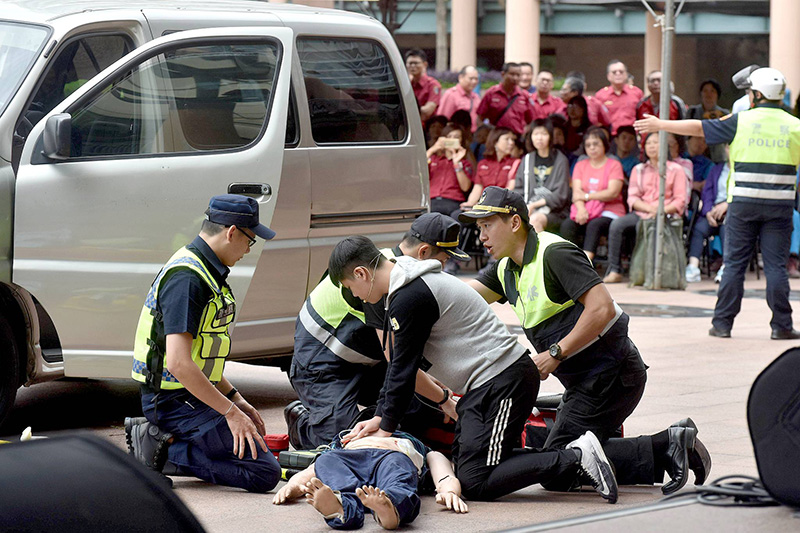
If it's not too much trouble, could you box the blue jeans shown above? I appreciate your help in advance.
[142,389,280,493]
[314,449,420,530]
[712,202,794,332]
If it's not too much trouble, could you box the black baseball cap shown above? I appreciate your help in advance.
[458,186,530,226]
[205,194,276,240]
[410,213,470,261]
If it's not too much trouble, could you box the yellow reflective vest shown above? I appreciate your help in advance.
[132,246,235,390]
[497,232,575,330]
[728,106,800,205]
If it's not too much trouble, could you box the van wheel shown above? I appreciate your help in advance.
[0,315,20,429]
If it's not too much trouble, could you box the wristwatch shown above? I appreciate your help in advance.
[584,192,589,202]
[437,387,451,405]
[549,343,567,361]
[454,161,464,172]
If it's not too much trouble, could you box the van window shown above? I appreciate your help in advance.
[67,41,280,157]
[22,34,132,132]
[297,38,406,144]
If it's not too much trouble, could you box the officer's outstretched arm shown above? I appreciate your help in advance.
[467,279,503,304]
[634,114,704,137]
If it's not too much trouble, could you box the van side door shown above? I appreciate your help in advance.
[13,27,294,378]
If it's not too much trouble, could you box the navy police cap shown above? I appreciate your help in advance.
[205,194,276,240]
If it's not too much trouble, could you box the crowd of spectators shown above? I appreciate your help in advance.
[406,50,800,283]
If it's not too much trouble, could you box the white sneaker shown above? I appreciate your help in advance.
[685,264,701,283]
[566,431,618,503]
[714,264,725,284]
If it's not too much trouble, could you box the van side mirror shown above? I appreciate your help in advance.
[42,113,72,160]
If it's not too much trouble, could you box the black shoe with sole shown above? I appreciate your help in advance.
[284,400,309,449]
[708,326,731,338]
[126,417,173,473]
[670,418,712,486]
[662,426,697,495]
[770,328,800,340]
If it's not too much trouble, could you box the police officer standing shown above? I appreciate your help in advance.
[126,194,280,492]
[635,67,800,339]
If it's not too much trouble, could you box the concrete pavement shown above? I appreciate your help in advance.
[3,270,798,531]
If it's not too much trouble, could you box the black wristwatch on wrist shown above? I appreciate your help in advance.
[437,387,450,405]
[549,343,567,361]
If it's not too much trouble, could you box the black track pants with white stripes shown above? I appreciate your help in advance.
[452,355,581,501]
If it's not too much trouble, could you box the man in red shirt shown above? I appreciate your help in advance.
[531,70,567,120]
[438,65,482,131]
[595,60,643,135]
[519,62,536,95]
[405,48,441,123]
[477,63,534,136]
[560,75,612,128]
[635,70,685,121]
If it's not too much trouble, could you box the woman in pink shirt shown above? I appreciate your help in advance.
[604,132,687,283]
[560,127,625,262]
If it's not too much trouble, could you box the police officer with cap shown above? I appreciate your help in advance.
[126,194,281,492]
[285,212,468,450]
[460,186,711,495]
[636,67,800,340]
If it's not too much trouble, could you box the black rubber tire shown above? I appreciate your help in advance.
[0,315,20,430]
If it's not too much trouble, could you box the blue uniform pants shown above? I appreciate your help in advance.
[142,389,280,493]
[712,202,794,332]
[313,449,420,530]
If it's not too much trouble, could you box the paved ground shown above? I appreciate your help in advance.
[3,270,799,531]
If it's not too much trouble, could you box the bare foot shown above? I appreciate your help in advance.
[302,478,343,518]
[356,485,399,530]
[272,480,304,505]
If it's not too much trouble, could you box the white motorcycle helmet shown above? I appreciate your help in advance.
[748,67,786,101]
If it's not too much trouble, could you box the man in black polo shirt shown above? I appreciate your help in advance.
[460,186,712,495]
[126,195,280,492]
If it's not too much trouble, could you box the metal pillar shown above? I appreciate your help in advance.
[653,0,675,290]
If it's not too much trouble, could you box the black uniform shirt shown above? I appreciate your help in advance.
[158,236,231,337]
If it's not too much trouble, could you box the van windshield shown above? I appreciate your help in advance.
[0,22,50,117]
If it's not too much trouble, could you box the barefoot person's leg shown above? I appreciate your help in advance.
[356,486,399,530]
[272,465,315,505]
[303,478,344,517]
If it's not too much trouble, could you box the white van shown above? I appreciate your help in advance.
[0,0,429,426]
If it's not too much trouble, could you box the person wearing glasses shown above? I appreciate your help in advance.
[531,70,567,120]
[594,60,643,136]
[126,194,281,493]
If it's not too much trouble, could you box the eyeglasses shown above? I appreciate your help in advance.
[610,69,626,75]
[235,226,257,247]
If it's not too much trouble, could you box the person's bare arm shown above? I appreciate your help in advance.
[166,333,267,459]
[462,184,484,209]
[532,283,616,379]
[428,451,468,513]
[420,101,438,122]
[634,114,704,137]
[216,376,266,436]
[588,178,623,203]
[467,278,503,304]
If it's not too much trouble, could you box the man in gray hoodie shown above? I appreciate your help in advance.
[327,235,619,503]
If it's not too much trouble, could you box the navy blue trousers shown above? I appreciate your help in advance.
[142,389,280,493]
[314,449,420,530]
[712,202,794,332]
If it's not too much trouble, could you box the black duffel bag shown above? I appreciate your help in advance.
[747,347,800,508]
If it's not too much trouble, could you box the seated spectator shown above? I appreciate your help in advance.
[449,109,474,138]
[687,79,729,162]
[549,113,569,156]
[405,49,441,124]
[531,70,567,120]
[560,126,626,262]
[595,60,643,135]
[427,124,475,216]
[272,432,467,530]
[476,62,533,136]
[513,118,571,232]
[438,65,481,131]
[611,125,640,178]
[463,127,520,208]
[604,132,687,283]
[668,133,694,196]
[635,70,684,121]
[423,115,448,148]
[564,96,592,154]
[470,124,492,162]
[683,136,714,192]
[686,153,729,283]
[559,74,611,128]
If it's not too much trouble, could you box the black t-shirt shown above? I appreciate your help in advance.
[157,236,230,338]
[533,153,555,186]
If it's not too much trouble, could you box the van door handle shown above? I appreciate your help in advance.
[228,183,271,197]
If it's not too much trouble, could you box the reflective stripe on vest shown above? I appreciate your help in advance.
[132,246,235,390]
[497,232,575,330]
[728,107,800,204]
